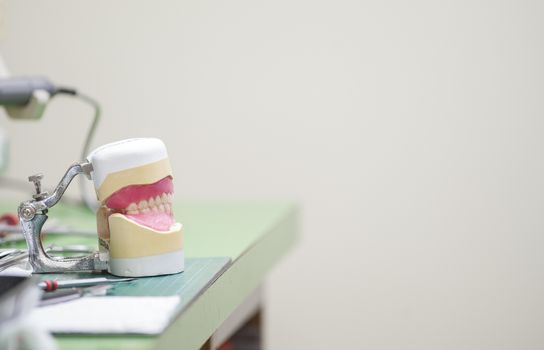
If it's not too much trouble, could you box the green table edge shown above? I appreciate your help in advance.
[4,200,299,350]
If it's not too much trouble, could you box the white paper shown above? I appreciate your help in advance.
[30,296,180,335]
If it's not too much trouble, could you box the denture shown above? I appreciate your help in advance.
[88,138,184,277]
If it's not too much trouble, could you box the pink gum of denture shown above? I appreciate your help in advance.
[104,176,174,231]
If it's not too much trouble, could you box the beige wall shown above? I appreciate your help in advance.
[1,0,544,349]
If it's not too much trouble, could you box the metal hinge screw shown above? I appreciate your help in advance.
[28,173,48,200]
[20,205,36,221]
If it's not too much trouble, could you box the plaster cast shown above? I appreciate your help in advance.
[88,138,184,277]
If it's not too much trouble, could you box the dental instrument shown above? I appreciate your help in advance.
[38,277,134,292]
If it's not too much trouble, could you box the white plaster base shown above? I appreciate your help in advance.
[108,250,184,277]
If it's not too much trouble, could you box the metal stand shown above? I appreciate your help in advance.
[17,162,107,273]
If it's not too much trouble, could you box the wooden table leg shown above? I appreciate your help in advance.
[216,307,262,350]
[200,337,212,350]
[211,286,263,349]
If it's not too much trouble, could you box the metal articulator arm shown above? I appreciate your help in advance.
[18,162,107,273]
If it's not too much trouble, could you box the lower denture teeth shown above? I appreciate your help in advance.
[138,200,148,210]
[159,204,165,212]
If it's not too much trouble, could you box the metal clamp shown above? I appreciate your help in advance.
[18,162,107,273]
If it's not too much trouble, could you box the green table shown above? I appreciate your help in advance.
[1,200,298,350]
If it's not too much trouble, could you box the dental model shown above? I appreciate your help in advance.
[88,138,184,277]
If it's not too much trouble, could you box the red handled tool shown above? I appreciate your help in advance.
[38,277,134,292]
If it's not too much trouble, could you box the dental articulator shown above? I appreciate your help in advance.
[0,77,184,277]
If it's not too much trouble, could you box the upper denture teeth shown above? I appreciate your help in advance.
[126,202,139,215]
[126,195,171,214]
[140,199,150,213]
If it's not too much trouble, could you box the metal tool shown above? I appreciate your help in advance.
[0,223,97,245]
[39,288,82,307]
[45,244,94,256]
[38,277,134,292]
[17,163,107,273]
[0,224,97,236]
[0,249,29,271]
[0,244,95,271]
[39,284,113,307]
[0,248,20,259]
